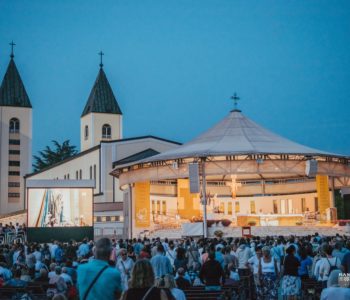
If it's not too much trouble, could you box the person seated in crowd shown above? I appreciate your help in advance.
[5,268,28,287]
[61,267,73,285]
[175,267,191,290]
[157,274,186,300]
[47,266,68,298]
[34,268,49,283]
[0,261,12,281]
[121,259,174,300]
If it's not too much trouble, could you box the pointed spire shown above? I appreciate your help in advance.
[230,92,241,112]
[9,41,16,59]
[98,51,104,68]
[81,56,122,117]
[0,45,32,108]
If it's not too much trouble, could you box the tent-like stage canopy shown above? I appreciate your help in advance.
[111,110,350,186]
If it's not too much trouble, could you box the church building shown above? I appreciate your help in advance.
[24,54,180,237]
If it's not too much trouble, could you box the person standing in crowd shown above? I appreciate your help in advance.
[319,244,341,287]
[77,238,122,300]
[320,269,350,300]
[247,245,262,297]
[77,239,90,259]
[257,246,279,300]
[187,243,200,271]
[199,251,225,291]
[236,239,252,276]
[174,247,188,272]
[298,247,312,280]
[166,241,176,268]
[341,250,350,273]
[151,244,173,278]
[332,242,347,261]
[116,248,134,291]
[281,245,301,300]
[121,259,174,300]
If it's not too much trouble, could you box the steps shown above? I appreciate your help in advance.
[146,225,347,239]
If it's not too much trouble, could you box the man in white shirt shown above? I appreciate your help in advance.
[49,241,58,259]
[319,244,341,284]
[166,241,176,267]
[236,240,253,275]
[33,246,42,263]
[247,245,262,297]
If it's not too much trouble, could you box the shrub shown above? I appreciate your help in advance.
[221,219,232,227]
[214,230,224,238]
[207,220,216,227]
[247,221,256,226]
[295,221,303,226]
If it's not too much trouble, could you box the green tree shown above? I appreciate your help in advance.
[33,140,78,172]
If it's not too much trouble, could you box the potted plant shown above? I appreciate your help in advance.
[214,230,224,238]
[221,219,232,227]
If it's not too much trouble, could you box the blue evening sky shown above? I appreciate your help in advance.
[0,1,349,159]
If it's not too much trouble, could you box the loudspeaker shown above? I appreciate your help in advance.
[305,159,318,177]
[189,163,200,193]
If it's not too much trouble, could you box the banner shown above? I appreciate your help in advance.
[177,179,200,219]
[316,175,330,213]
[135,182,150,227]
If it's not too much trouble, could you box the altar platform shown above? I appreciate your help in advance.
[236,213,304,226]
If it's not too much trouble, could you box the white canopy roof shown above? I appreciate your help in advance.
[141,110,343,163]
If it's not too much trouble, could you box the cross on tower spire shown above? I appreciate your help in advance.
[98,51,104,68]
[230,92,241,112]
[9,41,16,59]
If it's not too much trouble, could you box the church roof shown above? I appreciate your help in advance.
[139,110,344,163]
[113,148,160,168]
[0,58,32,108]
[81,67,122,117]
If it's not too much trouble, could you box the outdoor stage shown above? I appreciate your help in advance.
[111,109,350,239]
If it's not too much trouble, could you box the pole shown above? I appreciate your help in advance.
[202,160,208,238]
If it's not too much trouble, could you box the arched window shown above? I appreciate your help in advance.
[102,124,111,139]
[84,125,89,140]
[9,118,20,133]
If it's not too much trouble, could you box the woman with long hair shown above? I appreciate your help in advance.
[174,247,188,272]
[121,259,173,300]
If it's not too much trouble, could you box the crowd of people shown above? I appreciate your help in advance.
[0,228,349,299]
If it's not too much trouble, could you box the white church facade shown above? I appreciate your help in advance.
[0,49,180,237]
[0,51,32,215]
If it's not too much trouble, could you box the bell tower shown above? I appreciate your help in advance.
[80,52,123,151]
[0,42,32,214]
